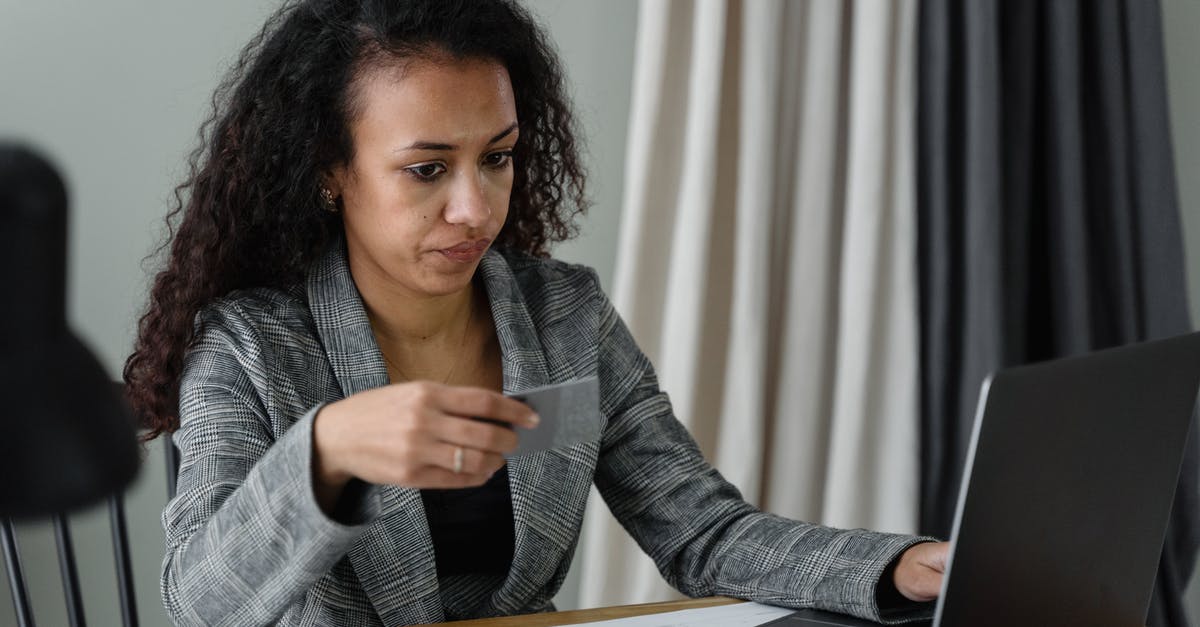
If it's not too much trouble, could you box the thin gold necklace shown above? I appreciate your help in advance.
[380,296,475,384]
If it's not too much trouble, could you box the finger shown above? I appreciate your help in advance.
[923,542,950,571]
[407,466,493,490]
[352,452,492,491]
[432,384,538,427]
[896,568,941,603]
[895,544,946,602]
[434,414,520,454]
[427,441,506,476]
[914,568,943,601]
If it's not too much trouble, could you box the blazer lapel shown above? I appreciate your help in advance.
[306,239,442,625]
[477,251,554,392]
[475,253,596,616]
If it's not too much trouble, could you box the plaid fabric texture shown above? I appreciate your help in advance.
[161,238,933,626]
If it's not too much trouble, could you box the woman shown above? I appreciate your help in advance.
[125,1,947,625]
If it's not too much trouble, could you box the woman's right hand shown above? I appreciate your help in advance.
[310,382,538,512]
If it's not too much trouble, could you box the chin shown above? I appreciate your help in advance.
[419,262,482,295]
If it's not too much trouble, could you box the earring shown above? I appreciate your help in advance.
[320,187,338,213]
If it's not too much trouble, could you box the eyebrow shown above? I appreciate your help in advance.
[401,122,519,152]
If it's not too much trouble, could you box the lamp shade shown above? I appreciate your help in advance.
[0,143,139,518]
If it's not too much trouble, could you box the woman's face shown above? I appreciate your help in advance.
[331,55,518,299]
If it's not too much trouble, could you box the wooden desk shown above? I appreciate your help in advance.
[419,596,743,626]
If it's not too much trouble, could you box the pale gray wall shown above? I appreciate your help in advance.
[0,1,634,624]
[1163,0,1200,622]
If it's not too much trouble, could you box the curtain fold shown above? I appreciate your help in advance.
[917,1,1198,624]
[578,0,920,607]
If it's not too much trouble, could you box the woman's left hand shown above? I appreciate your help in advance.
[893,541,949,602]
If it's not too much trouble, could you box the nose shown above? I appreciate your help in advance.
[443,171,491,229]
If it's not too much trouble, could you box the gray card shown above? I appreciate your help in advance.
[506,377,601,458]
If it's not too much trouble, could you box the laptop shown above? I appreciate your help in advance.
[766,331,1200,627]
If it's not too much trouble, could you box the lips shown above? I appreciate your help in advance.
[438,238,491,262]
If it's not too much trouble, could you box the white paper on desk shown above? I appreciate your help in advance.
[563,601,795,627]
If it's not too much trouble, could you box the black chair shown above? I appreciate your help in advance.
[0,384,181,627]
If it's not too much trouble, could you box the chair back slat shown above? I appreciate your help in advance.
[1,382,162,626]
[1,491,144,627]
[108,495,138,627]
[2,518,36,627]
[164,440,180,500]
[52,515,86,627]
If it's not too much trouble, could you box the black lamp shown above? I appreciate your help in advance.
[0,143,139,518]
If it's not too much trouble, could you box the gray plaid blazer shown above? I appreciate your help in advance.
[162,238,932,626]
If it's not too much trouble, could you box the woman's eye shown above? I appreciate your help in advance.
[405,162,446,182]
[483,150,513,169]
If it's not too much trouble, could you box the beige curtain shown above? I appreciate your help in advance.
[577,0,920,607]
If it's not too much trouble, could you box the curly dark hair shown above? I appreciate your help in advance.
[125,0,588,440]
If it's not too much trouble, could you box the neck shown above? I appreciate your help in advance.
[345,243,484,379]
[364,286,473,351]
[349,258,475,350]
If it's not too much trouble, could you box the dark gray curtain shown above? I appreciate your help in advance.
[918,0,1198,624]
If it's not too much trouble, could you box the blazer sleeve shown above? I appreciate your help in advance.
[590,288,935,624]
[160,302,380,626]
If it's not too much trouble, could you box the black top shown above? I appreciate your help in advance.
[420,464,516,576]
